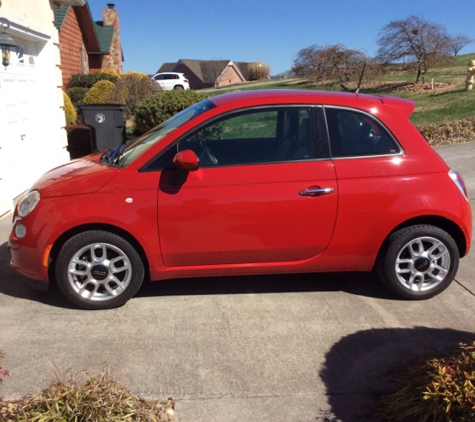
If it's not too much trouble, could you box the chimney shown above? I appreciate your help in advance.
[103,3,118,26]
[102,3,123,74]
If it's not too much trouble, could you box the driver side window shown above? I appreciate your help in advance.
[178,107,315,166]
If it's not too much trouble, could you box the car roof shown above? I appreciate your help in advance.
[209,89,414,118]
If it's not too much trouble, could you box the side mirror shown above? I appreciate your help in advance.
[173,149,199,171]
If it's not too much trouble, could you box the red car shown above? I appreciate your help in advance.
[9,90,472,309]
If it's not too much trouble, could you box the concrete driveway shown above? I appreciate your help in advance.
[0,142,474,422]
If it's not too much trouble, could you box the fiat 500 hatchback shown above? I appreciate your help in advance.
[9,90,472,309]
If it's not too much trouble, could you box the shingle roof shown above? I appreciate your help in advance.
[93,22,114,54]
[157,62,177,73]
[234,61,250,80]
[54,6,70,30]
[55,3,102,52]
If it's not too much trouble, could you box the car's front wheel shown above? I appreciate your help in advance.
[55,230,145,310]
[378,224,459,300]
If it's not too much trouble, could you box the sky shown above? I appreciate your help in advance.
[86,0,475,76]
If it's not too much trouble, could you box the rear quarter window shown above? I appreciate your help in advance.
[325,107,401,157]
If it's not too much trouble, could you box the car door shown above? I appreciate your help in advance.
[157,106,338,267]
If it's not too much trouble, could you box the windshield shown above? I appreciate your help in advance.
[102,98,215,167]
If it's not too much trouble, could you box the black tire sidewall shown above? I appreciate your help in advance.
[379,225,459,300]
[55,230,144,310]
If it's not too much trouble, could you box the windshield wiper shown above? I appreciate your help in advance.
[101,144,126,166]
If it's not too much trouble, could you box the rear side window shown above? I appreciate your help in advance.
[325,107,400,157]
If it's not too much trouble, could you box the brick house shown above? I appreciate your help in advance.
[157,59,250,90]
[55,2,123,88]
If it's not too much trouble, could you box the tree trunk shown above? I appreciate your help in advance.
[415,64,422,84]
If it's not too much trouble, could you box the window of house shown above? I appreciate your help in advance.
[325,107,400,157]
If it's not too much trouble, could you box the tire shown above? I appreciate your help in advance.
[377,224,459,300]
[55,230,144,310]
[173,85,184,90]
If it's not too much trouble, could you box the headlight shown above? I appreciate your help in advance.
[18,190,40,217]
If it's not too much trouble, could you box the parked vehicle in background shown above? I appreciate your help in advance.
[9,90,472,310]
[152,72,190,90]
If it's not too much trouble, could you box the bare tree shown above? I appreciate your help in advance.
[292,44,380,91]
[376,15,452,83]
[448,34,473,56]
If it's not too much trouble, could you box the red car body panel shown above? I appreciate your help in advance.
[8,90,472,290]
[158,160,338,267]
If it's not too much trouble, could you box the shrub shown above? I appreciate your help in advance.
[83,80,117,105]
[66,86,89,110]
[67,72,118,89]
[134,90,208,135]
[418,118,475,147]
[378,341,475,422]
[63,91,77,126]
[107,71,161,115]
[99,68,121,80]
[248,61,271,80]
[6,366,175,421]
[123,70,149,78]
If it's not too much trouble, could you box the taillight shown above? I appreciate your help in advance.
[184,79,189,83]
[449,170,469,200]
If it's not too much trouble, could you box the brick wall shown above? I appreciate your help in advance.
[59,8,88,88]
[218,66,244,87]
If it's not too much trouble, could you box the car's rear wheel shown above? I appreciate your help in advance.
[378,225,459,300]
[55,231,144,310]
[174,85,184,90]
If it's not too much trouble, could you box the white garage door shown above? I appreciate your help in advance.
[0,43,42,216]
[0,67,36,213]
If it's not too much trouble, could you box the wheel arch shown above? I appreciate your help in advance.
[48,223,151,284]
[376,215,469,270]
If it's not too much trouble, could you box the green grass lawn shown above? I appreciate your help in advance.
[376,54,475,125]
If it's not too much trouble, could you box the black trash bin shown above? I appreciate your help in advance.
[80,104,126,152]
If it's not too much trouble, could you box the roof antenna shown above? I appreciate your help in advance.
[355,61,367,95]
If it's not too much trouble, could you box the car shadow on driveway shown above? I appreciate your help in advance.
[0,240,393,308]
[320,326,475,422]
[138,271,393,300]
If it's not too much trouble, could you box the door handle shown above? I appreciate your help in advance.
[299,187,334,197]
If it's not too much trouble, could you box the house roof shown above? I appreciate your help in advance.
[157,59,250,83]
[234,61,250,80]
[55,3,102,52]
[93,21,114,54]
[157,62,177,73]
[54,7,69,30]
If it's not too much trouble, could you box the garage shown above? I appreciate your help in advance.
[0,17,69,217]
